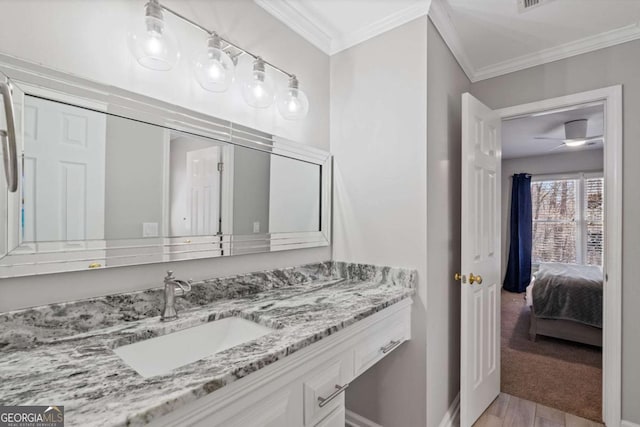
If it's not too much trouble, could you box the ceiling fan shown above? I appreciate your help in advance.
[534,119,604,151]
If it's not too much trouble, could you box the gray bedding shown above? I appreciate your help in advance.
[532,263,603,328]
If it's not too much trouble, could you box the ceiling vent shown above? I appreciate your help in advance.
[518,0,553,12]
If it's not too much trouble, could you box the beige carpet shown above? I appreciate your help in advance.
[501,290,602,423]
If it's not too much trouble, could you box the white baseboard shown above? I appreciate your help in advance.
[622,421,640,427]
[438,393,461,427]
[346,409,384,427]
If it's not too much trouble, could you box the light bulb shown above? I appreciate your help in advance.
[127,0,180,71]
[146,36,162,55]
[276,76,309,120]
[242,57,275,109]
[194,33,235,92]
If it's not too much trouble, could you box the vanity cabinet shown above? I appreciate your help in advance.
[150,298,412,427]
[314,406,346,427]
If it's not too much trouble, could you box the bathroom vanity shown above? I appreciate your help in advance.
[0,54,415,427]
[0,262,415,426]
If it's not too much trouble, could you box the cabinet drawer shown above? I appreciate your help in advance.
[314,405,346,427]
[353,312,410,376]
[303,357,349,426]
[217,387,297,427]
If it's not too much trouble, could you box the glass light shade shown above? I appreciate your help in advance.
[194,40,235,92]
[276,84,309,120]
[242,63,274,109]
[128,16,180,71]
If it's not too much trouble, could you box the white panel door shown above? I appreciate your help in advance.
[186,146,221,236]
[460,93,502,427]
[23,96,106,243]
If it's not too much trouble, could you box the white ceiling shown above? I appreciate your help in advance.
[502,104,604,159]
[430,0,640,81]
[257,0,640,81]
[254,0,430,55]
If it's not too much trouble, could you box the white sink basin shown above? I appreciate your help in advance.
[113,317,273,378]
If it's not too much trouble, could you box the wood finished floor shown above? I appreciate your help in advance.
[472,393,604,427]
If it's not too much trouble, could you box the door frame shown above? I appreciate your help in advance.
[495,85,622,427]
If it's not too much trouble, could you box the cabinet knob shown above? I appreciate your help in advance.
[317,383,349,408]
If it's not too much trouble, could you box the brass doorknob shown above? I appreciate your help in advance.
[454,273,466,284]
[469,273,483,285]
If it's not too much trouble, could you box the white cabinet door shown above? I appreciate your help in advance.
[220,388,296,427]
[460,92,502,427]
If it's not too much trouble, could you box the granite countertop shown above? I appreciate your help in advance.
[0,262,416,427]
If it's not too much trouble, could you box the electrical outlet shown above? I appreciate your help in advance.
[253,221,260,233]
[143,222,159,237]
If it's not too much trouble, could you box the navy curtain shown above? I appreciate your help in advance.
[503,173,532,293]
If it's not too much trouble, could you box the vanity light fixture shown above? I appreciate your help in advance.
[194,33,235,93]
[127,1,307,119]
[242,57,275,109]
[127,0,180,71]
[276,75,309,120]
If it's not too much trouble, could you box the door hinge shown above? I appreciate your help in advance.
[217,162,223,172]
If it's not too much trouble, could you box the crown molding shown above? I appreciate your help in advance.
[254,0,333,54]
[428,0,476,81]
[473,21,640,81]
[429,0,640,82]
[255,0,431,56]
[330,1,431,55]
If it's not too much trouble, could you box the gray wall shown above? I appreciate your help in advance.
[105,116,165,240]
[501,149,603,278]
[233,147,270,235]
[471,39,640,425]
[331,17,428,427]
[425,18,470,427]
[0,0,330,312]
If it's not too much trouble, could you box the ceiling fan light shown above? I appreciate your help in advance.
[564,139,587,147]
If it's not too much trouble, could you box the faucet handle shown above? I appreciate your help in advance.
[165,270,175,280]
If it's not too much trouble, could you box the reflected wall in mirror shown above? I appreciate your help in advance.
[21,95,322,244]
[0,59,330,277]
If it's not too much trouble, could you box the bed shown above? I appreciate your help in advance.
[526,262,603,347]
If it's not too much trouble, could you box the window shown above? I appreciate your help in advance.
[531,174,603,266]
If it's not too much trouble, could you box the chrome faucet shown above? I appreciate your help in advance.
[161,270,192,322]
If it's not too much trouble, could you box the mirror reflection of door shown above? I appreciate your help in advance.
[22,95,106,244]
[186,146,221,236]
[169,135,229,238]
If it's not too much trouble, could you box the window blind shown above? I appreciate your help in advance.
[585,177,604,265]
[531,179,578,264]
[531,175,603,266]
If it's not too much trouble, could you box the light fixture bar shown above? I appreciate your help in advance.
[159,2,294,78]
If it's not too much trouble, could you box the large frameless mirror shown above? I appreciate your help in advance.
[0,56,331,277]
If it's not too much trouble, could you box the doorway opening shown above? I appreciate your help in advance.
[460,86,622,427]
[499,102,604,423]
